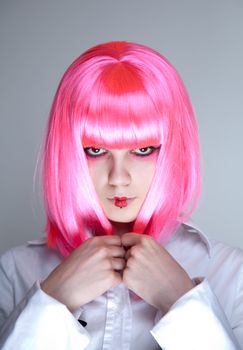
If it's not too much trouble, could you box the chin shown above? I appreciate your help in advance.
[102,202,141,223]
[108,216,137,223]
[106,211,138,223]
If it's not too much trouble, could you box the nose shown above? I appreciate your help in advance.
[108,155,131,187]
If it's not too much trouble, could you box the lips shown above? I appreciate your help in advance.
[107,196,135,208]
[114,196,128,208]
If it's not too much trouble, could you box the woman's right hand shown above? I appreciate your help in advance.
[40,235,125,311]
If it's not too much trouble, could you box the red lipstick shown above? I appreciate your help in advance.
[114,196,128,208]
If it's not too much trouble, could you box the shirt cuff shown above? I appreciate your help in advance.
[1,281,90,350]
[37,280,85,321]
[151,279,240,350]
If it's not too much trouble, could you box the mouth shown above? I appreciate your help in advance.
[107,196,135,208]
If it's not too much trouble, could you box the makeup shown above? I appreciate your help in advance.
[114,196,128,208]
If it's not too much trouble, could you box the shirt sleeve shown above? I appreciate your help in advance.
[0,252,90,350]
[151,279,242,350]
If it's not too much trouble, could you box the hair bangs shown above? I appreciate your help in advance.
[81,90,163,149]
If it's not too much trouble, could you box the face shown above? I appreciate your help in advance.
[84,145,160,224]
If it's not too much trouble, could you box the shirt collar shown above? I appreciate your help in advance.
[27,236,47,245]
[27,221,212,256]
[181,220,212,257]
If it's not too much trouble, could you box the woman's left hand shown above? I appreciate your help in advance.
[121,233,194,313]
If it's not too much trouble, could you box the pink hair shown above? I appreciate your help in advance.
[43,41,201,256]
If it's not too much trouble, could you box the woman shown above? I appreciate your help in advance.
[0,41,242,349]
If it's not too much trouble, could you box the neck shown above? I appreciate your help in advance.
[110,221,134,236]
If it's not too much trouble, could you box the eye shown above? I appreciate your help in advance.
[131,146,160,157]
[84,147,107,157]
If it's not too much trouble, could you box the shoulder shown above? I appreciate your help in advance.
[0,238,63,284]
[210,238,243,264]
[206,238,243,292]
[0,240,65,325]
[166,222,243,280]
[166,223,243,321]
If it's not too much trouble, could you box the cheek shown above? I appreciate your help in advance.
[132,158,156,190]
[86,159,107,191]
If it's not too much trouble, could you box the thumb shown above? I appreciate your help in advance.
[121,232,143,248]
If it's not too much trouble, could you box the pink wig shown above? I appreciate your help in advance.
[43,41,201,256]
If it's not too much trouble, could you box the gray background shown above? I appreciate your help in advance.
[0,0,242,255]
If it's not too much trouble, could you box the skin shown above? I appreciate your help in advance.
[84,146,160,224]
[41,146,194,313]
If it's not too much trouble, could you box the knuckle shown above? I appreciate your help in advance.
[107,235,121,246]
[97,246,109,257]
[126,256,134,268]
[83,237,93,248]
[121,258,126,269]
[91,236,99,244]
[103,257,113,269]
[107,258,113,269]
[115,258,125,270]
[113,236,122,245]
[130,245,141,258]
[140,235,150,246]
[118,246,126,256]
[91,236,101,246]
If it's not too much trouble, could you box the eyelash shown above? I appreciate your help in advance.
[84,148,107,157]
[131,147,158,156]
[84,146,160,158]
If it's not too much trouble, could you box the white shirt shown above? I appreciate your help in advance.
[0,223,242,349]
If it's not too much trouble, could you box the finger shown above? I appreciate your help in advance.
[110,271,123,288]
[125,248,131,260]
[121,232,143,248]
[109,245,126,258]
[93,235,122,246]
[111,258,126,271]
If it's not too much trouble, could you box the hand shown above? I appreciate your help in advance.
[121,233,194,313]
[41,235,126,312]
